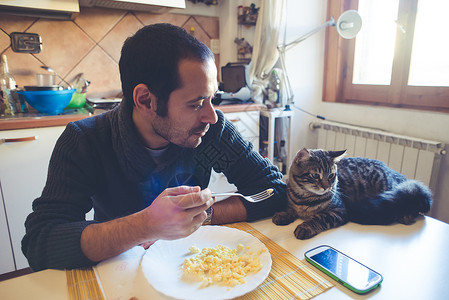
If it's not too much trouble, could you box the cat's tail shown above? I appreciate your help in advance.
[348,180,432,225]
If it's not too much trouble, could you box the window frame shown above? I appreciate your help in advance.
[323,0,449,113]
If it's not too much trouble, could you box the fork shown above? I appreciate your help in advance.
[211,188,274,203]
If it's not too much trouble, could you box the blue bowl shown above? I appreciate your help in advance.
[18,89,76,115]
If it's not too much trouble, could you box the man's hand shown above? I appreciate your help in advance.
[141,185,214,241]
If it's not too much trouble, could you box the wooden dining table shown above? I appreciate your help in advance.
[1,215,449,299]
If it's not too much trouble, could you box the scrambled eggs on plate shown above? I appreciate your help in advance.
[182,244,265,288]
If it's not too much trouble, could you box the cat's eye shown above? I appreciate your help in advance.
[311,173,321,180]
[328,173,335,180]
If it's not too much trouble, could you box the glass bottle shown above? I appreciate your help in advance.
[267,69,281,105]
[0,54,18,115]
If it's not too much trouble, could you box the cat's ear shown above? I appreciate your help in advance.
[328,150,346,162]
[295,148,310,163]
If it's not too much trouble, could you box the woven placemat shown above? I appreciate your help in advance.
[66,268,105,300]
[225,222,333,300]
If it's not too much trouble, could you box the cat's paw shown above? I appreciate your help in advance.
[294,224,319,240]
[397,213,418,225]
[272,211,295,226]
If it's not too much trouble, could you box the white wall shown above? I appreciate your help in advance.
[284,0,449,224]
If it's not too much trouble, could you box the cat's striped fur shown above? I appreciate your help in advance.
[272,148,432,239]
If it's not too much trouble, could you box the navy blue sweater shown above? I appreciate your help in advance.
[22,101,286,271]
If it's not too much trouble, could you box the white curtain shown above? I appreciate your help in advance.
[248,0,285,103]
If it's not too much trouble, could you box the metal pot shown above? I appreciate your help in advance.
[24,85,64,91]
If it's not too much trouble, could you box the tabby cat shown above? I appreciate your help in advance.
[272,148,432,239]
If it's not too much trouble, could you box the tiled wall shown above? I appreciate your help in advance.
[0,7,219,99]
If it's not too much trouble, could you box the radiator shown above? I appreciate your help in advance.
[310,120,446,190]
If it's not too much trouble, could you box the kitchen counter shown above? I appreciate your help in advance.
[0,108,91,131]
[0,104,264,131]
[216,103,264,113]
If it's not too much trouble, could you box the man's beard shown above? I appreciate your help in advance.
[152,116,209,148]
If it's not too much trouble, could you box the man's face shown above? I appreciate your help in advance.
[151,58,218,148]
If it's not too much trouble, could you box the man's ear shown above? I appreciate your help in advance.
[133,83,157,113]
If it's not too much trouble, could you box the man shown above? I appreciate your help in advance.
[22,23,286,271]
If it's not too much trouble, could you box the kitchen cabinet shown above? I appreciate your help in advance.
[79,0,186,12]
[0,126,65,272]
[208,109,260,193]
[0,0,79,20]
[0,189,15,274]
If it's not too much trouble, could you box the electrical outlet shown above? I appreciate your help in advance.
[10,32,42,54]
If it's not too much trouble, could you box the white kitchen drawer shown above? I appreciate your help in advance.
[225,110,259,139]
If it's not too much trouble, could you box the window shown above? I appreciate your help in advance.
[323,0,449,113]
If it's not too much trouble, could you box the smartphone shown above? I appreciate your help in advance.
[304,245,383,294]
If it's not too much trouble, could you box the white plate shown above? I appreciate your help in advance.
[141,226,272,300]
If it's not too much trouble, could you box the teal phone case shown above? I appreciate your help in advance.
[305,246,383,294]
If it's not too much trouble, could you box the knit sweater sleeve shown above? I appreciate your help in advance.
[211,110,287,221]
[21,122,100,271]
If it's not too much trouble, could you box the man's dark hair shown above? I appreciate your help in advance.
[119,23,214,116]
